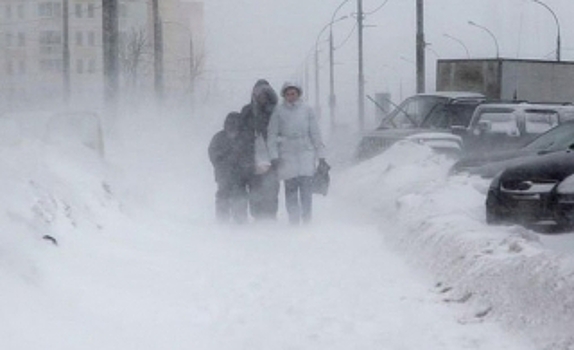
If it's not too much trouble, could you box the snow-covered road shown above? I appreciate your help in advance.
[1,109,567,349]
[3,203,532,350]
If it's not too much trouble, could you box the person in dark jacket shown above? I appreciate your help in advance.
[208,112,252,224]
[239,79,280,221]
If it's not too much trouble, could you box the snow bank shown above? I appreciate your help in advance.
[0,126,122,284]
[337,141,574,350]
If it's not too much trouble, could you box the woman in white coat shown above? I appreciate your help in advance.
[267,82,327,225]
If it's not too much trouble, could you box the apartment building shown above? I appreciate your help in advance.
[0,0,148,110]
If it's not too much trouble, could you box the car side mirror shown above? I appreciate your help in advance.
[451,125,467,136]
[477,120,491,132]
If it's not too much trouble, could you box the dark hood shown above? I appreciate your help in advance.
[252,80,278,112]
[501,150,574,182]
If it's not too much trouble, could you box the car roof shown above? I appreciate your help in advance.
[416,91,485,99]
[475,102,574,111]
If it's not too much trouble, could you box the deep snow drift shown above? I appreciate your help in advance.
[0,108,570,349]
[337,141,574,350]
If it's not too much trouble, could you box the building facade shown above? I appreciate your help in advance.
[0,0,153,112]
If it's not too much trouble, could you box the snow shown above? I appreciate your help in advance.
[0,108,571,349]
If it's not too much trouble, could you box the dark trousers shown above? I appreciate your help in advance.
[215,177,248,224]
[284,176,313,225]
[249,170,280,220]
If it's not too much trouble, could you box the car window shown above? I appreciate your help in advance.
[421,103,478,129]
[381,96,446,129]
[477,111,520,136]
[559,110,574,122]
[523,110,559,134]
[524,123,574,151]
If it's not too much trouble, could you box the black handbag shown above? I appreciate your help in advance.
[312,161,331,196]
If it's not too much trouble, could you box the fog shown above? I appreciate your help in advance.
[205,0,574,129]
[2,1,574,349]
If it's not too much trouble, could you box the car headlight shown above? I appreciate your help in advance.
[556,174,574,194]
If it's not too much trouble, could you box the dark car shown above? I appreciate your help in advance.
[355,92,485,160]
[457,102,574,158]
[486,148,574,227]
[452,121,574,177]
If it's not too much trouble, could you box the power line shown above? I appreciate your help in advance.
[364,0,392,16]
[335,22,357,50]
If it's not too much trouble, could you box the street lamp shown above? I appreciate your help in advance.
[468,20,500,58]
[162,21,196,109]
[315,15,347,120]
[328,0,351,131]
[443,33,470,58]
[531,0,561,61]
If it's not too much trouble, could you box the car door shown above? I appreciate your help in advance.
[465,107,522,155]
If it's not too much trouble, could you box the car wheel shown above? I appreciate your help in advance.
[486,192,507,225]
[554,212,574,230]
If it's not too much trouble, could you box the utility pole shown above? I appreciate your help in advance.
[62,0,70,104]
[305,59,309,102]
[416,0,425,93]
[102,0,119,112]
[357,0,365,131]
[314,48,321,118]
[152,0,164,102]
[328,29,336,131]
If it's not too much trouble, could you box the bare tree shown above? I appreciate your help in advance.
[119,27,151,94]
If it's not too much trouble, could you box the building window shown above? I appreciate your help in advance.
[18,60,26,75]
[75,31,83,46]
[87,3,95,18]
[5,32,13,47]
[17,4,24,19]
[88,59,96,73]
[88,31,95,46]
[76,59,84,74]
[38,3,51,17]
[18,33,25,47]
[120,4,127,18]
[75,4,82,18]
[39,31,62,45]
[54,3,61,16]
[38,2,61,17]
[40,59,63,72]
[5,5,12,19]
[6,60,14,75]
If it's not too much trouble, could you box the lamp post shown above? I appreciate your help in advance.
[328,0,351,131]
[468,20,499,58]
[163,21,195,86]
[443,33,470,58]
[315,15,347,120]
[531,0,561,61]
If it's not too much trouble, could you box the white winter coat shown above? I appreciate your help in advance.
[267,99,326,180]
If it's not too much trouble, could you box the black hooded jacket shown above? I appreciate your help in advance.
[239,79,278,147]
[208,112,253,183]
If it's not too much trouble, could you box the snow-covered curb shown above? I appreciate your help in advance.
[337,141,574,350]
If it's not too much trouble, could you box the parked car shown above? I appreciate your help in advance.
[452,121,574,177]
[456,102,574,157]
[355,92,485,160]
[486,148,574,227]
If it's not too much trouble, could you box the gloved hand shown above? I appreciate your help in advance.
[318,158,330,172]
[270,158,281,170]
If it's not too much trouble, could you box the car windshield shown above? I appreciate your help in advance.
[523,122,574,151]
[420,102,479,129]
[523,110,559,134]
[378,96,447,129]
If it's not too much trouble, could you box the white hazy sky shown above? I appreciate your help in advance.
[202,0,574,127]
